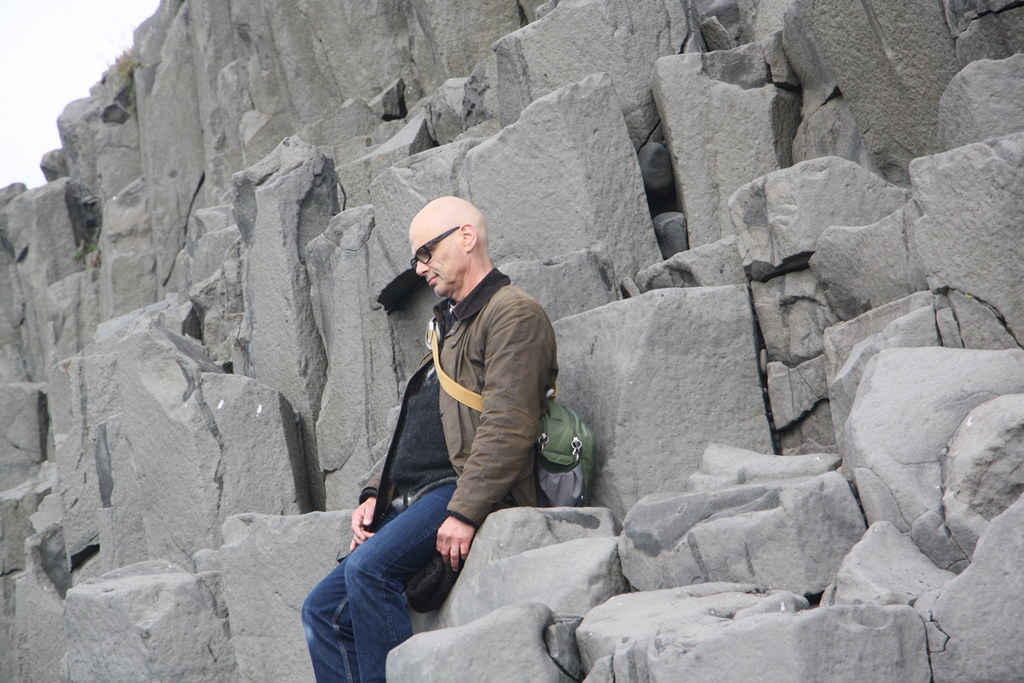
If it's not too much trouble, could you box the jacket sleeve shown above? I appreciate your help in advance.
[446,295,556,526]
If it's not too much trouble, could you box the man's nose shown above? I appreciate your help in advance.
[415,259,429,276]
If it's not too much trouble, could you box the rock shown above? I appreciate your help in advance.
[306,207,399,508]
[14,523,70,683]
[40,149,69,182]
[458,506,620,582]
[389,603,573,683]
[4,179,85,381]
[942,395,1024,559]
[366,138,485,300]
[298,99,382,165]
[337,113,435,206]
[923,483,1024,682]
[219,511,353,683]
[751,270,839,366]
[652,212,688,259]
[634,235,746,292]
[464,57,499,130]
[425,78,470,145]
[686,443,840,491]
[821,291,938,386]
[0,464,56,576]
[824,521,955,607]
[553,287,772,519]
[952,5,1024,66]
[0,575,15,683]
[495,0,700,146]
[946,289,1020,351]
[459,74,663,287]
[797,0,959,183]
[777,395,837,454]
[234,136,338,512]
[781,1,836,112]
[765,355,827,428]
[134,3,210,296]
[0,382,47,490]
[408,0,524,90]
[51,319,311,571]
[939,54,1024,151]
[730,156,910,282]
[97,177,158,320]
[811,203,929,322]
[425,537,627,630]
[56,86,142,209]
[845,347,1024,570]
[653,43,800,248]
[620,472,865,593]
[576,586,769,678]
[642,604,930,682]
[187,225,244,364]
[700,14,735,51]
[828,305,941,467]
[368,78,408,121]
[499,250,619,323]
[911,132,1024,347]
[64,561,236,682]
[639,143,678,217]
[47,269,102,366]
[791,95,875,171]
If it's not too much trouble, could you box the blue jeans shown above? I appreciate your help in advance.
[302,484,455,683]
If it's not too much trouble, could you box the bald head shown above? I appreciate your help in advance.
[409,196,493,302]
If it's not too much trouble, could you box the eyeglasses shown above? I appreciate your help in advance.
[410,226,460,269]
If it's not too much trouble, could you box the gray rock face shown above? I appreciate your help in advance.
[620,472,865,594]
[653,43,800,248]
[499,250,619,323]
[686,443,840,491]
[912,132,1024,346]
[458,507,620,583]
[47,269,102,368]
[4,179,84,381]
[553,287,772,519]
[460,73,662,286]
[828,305,941,467]
[337,113,436,207]
[923,489,1024,683]
[14,523,69,683]
[495,0,699,146]
[423,537,627,631]
[942,395,1024,559]
[729,156,910,282]
[751,270,838,366]
[408,0,524,89]
[0,464,56,576]
[824,521,955,608]
[0,383,47,492]
[186,223,244,364]
[51,319,310,571]
[790,95,875,171]
[390,603,574,683]
[306,207,399,508]
[811,203,929,322]
[643,604,930,683]
[233,136,338,512]
[947,289,1021,351]
[635,235,746,292]
[945,3,1024,65]
[797,0,960,183]
[939,54,1024,150]
[96,177,157,320]
[766,355,828,429]
[64,562,236,682]
[134,2,210,297]
[219,511,352,683]
[845,347,1024,571]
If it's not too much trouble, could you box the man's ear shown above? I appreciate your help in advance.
[459,223,479,253]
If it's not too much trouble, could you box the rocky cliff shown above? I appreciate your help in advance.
[2,0,1024,681]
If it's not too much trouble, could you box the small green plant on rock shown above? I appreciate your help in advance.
[110,50,141,113]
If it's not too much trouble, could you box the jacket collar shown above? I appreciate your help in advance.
[436,268,510,332]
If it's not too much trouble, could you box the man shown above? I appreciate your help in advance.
[302,196,558,683]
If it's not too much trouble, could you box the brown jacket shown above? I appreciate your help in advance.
[367,270,558,528]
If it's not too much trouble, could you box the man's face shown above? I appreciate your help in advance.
[410,222,466,299]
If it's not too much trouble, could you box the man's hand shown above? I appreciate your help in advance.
[436,516,475,571]
[350,497,376,551]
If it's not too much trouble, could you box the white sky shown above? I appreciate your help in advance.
[0,0,160,190]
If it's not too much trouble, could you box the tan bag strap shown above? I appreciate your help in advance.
[431,325,484,412]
